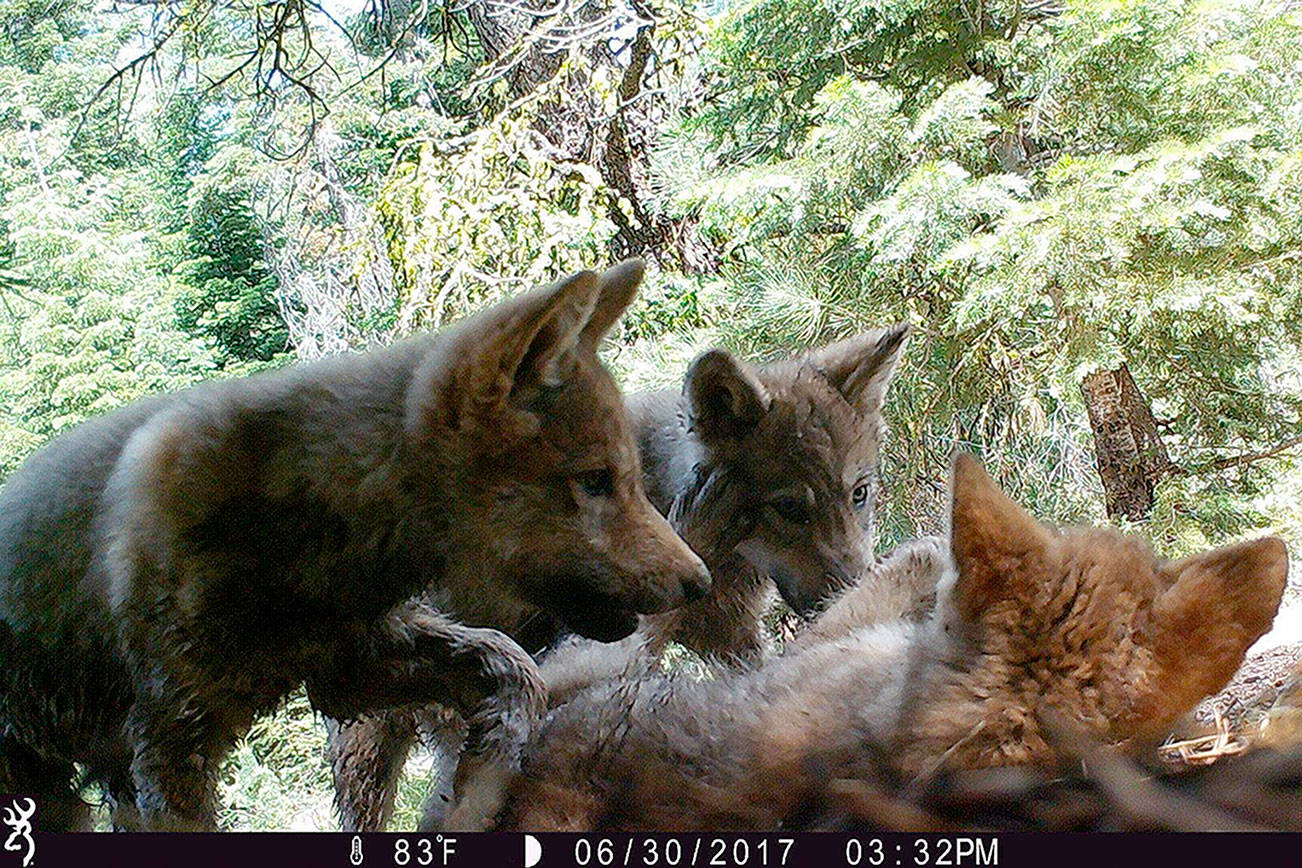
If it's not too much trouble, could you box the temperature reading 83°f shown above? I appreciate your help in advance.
[366,835,457,866]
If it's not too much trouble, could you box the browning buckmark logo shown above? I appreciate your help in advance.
[1,797,34,866]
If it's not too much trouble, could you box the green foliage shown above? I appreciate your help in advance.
[687,0,1023,164]
[369,64,617,332]
[174,183,287,364]
[0,175,218,475]
[216,692,336,831]
[660,0,1302,550]
[152,93,227,229]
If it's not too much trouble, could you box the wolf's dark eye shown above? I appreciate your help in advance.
[852,480,871,509]
[575,468,615,498]
[768,497,810,525]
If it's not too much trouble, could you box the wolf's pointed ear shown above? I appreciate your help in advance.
[1148,537,1287,699]
[948,453,1053,622]
[808,323,909,415]
[579,259,645,349]
[470,269,602,404]
[685,349,771,445]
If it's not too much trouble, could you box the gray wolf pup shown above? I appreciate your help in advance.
[0,260,709,830]
[494,454,1288,831]
[328,324,910,830]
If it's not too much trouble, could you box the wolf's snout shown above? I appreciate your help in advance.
[624,501,714,612]
[682,565,712,603]
[628,559,710,614]
[667,539,711,606]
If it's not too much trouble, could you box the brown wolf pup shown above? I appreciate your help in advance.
[495,454,1288,831]
[0,260,710,831]
[328,324,911,831]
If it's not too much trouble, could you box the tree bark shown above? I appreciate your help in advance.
[463,0,564,100]
[1080,364,1173,521]
[601,16,675,260]
[459,0,717,271]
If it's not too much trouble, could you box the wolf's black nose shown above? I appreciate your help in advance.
[682,568,712,603]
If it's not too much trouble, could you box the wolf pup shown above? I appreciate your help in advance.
[634,325,911,661]
[0,260,710,831]
[496,454,1288,831]
[328,325,911,830]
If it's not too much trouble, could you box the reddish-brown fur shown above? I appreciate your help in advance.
[496,455,1288,831]
[326,326,911,830]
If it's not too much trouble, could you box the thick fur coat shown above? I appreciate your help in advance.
[0,261,709,830]
[327,325,912,830]
[496,455,1288,831]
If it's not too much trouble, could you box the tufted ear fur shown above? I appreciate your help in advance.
[806,323,909,415]
[946,453,1054,625]
[410,268,606,441]
[1147,536,1288,710]
[579,259,645,349]
[685,349,771,446]
[459,269,603,409]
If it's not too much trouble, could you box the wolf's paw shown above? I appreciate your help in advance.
[886,535,945,568]
[441,760,516,831]
[880,536,946,622]
[884,536,946,589]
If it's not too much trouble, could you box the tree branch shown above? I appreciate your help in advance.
[1188,435,1302,474]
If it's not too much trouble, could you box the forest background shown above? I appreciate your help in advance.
[0,0,1299,829]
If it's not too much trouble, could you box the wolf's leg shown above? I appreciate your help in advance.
[326,712,418,832]
[114,605,244,831]
[0,736,92,831]
[646,463,769,665]
[308,602,546,831]
[124,690,227,831]
[651,556,771,666]
[90,764,140,831]
[413,707,466,833]
[794,536,947,650]
[106,785,143,831]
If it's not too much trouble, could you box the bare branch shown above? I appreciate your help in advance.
[1192,435,1302,474]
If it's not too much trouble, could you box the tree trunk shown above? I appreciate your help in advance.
[1079,364,1173,521]
[459,0,717,272]
[600,18,676,261]
[463,0,564,100]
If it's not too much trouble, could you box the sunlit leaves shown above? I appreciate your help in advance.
[672,0,1302,549]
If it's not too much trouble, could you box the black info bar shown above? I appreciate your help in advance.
[19,832,1301,868]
